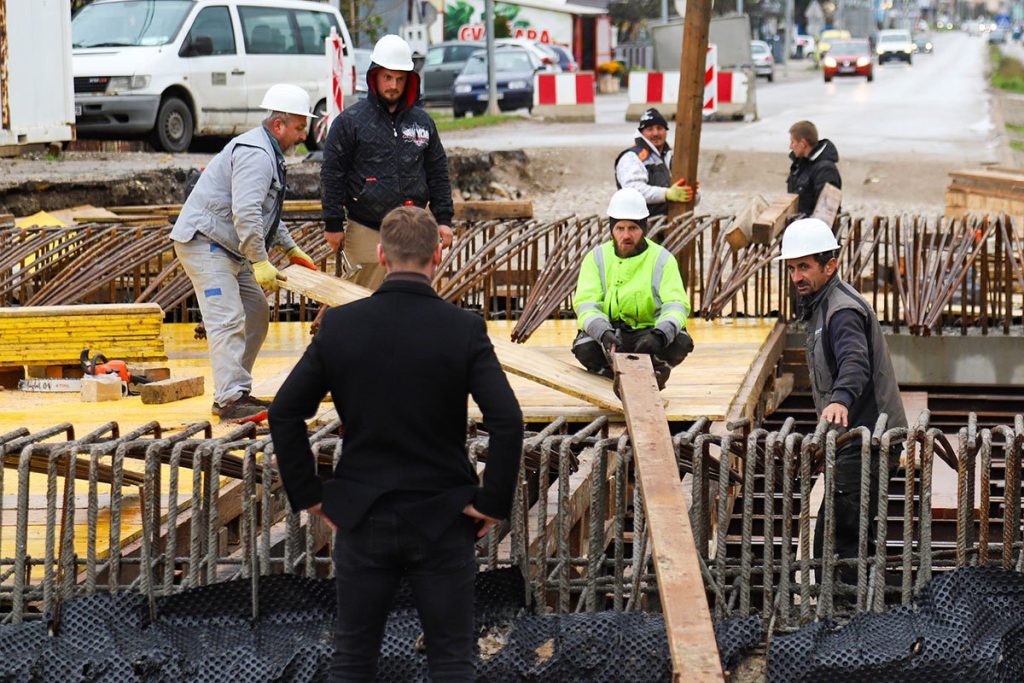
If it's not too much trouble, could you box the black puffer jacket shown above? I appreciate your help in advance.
[321,65,453,232]
[786,139,841,216]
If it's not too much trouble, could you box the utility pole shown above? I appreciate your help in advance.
[485,0,500,116]
[784,0,793,76]
[669,0,713,220]
[662,0,669,22]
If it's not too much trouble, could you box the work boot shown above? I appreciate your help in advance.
[214,394,269,423]
[211,392,270,416]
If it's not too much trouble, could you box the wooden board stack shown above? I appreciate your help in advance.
[0,303,167,367]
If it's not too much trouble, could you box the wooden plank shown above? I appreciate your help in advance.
[139,376,205,404]
[453,200,533,221]
[810,183,842,228]
[491,337,621,411]
[752,194,799,244]
[725,196,768,251]
[277,268,622,412]
[276,265,374,307]
[724,320,786,424]
[613,352,724,681]
[108,200,534,222]
[0,303,163,318]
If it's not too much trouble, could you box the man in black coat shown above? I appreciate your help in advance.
[787,120,842,217]
[320,34,454,290]
[268,206,523,681]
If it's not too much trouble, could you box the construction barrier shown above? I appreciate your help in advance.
[625,44,717,120]
[532,71,596,122]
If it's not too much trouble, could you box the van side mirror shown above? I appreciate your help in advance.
[182,35,214,57]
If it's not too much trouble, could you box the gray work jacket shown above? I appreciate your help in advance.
[803,275,907,433]
[171,126,296,263]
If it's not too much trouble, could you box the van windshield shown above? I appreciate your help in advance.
[72,0,193,48]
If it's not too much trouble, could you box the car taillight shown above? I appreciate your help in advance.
[351,65,356,92]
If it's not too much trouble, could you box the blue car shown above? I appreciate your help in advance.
[451,46,541,118]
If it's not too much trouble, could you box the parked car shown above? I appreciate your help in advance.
[451,46,539,118]
[817,29,852,58]
[822,39,873,82]
[913,35,934,53]
[420,40,482,104]
[876,29,914,64]
[71,0,355,152]
[493,38,560,71]
[547,44,578,72]
[750,40,775,81]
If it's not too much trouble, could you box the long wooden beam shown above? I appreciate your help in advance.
[278,267,622,411]
[613,352,723,682]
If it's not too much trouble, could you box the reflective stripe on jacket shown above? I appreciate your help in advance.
[573,238,690,341]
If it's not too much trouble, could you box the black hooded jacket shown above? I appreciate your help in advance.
[320,64,454,232]
[787,139,841,216]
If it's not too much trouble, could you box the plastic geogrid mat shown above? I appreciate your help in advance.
[0,569,676,682]
[767,566,1024,682]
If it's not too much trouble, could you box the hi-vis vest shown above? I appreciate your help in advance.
[573,238,690,341]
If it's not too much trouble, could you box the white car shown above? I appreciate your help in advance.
[493,38,561,72]
[792,34,816,58]
[72,0,356,152]
[750,40,775,81]
[876,29,913,64]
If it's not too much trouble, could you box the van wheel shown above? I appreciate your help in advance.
[453,108,466,119]
[152,96,193,153]
[306,99,329,151]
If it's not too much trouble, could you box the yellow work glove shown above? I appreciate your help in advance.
[665,183,693,203]
[252,259,286,291]
[286,246,317,270]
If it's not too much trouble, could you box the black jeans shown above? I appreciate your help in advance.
[329,508,478,682]
[813,442,891,585]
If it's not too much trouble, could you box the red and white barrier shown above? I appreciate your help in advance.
[532,72,596,122]
[625,45,719,120]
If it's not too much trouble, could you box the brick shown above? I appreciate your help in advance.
[81,375,125,402]
[127,364,171,382]
[140,376,204,405]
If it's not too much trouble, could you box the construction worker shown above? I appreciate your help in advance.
[571,188,694,389]
[787,120,841,217]
[614,107,698,216]
[269,206,523,681]
[778,218,907,583]
[171,84,317,423]
[320,34,454,290]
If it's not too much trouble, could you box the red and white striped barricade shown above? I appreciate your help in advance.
[532,71,596,122]
[625,45,719,120]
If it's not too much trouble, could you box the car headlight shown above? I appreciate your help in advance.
[876,47,884,55]
[106,75,150,92]
[926,42,933,50]
[904,48,912,53]
[454,84,472,94]
[856,56,870,67]
[507,80,528,90]
[823,56,837,67]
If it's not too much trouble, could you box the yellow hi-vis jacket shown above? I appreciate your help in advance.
[573,238,691,342]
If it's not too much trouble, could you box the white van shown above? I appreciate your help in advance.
[71,0,355,152]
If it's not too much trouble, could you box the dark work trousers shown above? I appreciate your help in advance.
[571,326,694,386]
[329,507,478,682]
[813,441,893,586]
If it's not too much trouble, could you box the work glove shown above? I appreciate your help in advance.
[286,246,318,270]
[633,329,667,355]
[600,330,621,354]
[252,259,286,292]
[665,179,694,203]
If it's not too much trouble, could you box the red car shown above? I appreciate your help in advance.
[822,39,873,82]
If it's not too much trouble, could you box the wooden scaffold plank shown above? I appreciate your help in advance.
[613,351,724,682]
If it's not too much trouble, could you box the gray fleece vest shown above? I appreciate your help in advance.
[805,276,907,432]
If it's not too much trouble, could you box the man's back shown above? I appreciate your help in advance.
[270,276,522,537]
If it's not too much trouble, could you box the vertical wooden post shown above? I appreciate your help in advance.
[0,0,10,130]
[668,0,713,280]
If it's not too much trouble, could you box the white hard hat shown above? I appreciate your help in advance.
[259,84,316,118]
[775,218,840,261]
[607,188,650,221]
[370,34,414,71]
